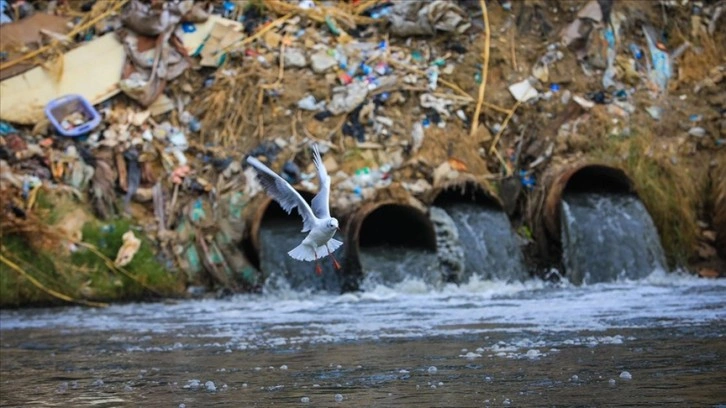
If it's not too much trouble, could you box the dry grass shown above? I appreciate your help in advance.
[591,128,699,266]
[713,151,726,256]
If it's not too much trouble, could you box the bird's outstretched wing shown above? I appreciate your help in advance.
[246,156,317,232]
[310,144,331,219]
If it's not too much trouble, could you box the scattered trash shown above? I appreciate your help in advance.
[0,0,722,303]
[645,106,664,121]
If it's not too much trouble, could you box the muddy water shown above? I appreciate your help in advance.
[2,271,725,406]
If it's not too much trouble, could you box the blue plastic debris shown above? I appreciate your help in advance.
[643,25,671,92]
[549,83,561,92]
[0,121,18,136]
[519,170,536,190]
[628,43,643,60]
[181,22,197,33]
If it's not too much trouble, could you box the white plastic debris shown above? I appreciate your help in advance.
[297,94,325,111]
[411,121,425,153]
[283,47,307,68]
[310,51,338,73]
[573,95,595,109]
[508,78,539,102]
[328,82,369,115]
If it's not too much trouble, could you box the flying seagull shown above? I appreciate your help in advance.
[246,144,343,275]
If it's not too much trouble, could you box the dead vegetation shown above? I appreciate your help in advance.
[591,127,699,266]
[0,186,181,308]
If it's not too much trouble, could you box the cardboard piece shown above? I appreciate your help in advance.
[0,13,73,80]
[199,21,244,67]
[0,15,242,125]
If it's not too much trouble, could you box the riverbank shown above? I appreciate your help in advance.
[1,0,724,307]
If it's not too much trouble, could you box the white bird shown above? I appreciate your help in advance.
[246,144,343,275]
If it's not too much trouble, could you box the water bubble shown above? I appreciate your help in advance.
[437,381,444,386]
[205,381,217,392]
[427,366,438,374]
[242,383,248,388]
[221,384,228,391]
[571,375,579,382]
[56,382,68,393]
[179,404,186,408]
[608,378,616,387]
[334,393,344,402]
[280,365,288,370]
[485,376,493,383]
[619,371,632,380]
[301,396,310,403]
[184,379,201,390]
[313,384,321,388]
[503,398,512,406]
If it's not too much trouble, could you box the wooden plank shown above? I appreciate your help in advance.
[0,15,242,125]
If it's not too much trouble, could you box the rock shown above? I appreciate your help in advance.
[310,51,337,73]
[284,48,307,68]
[328,82,368,115]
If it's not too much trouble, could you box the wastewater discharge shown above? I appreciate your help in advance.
[561,192,667,285]
[259,219,344,293]
[434,203,529,283]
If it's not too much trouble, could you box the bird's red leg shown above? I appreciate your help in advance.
[313,248,322,276]
[326,244,341,270]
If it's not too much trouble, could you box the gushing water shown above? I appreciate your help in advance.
[259,219,344,293]
[359,247,441,288]
[561,192,668,285]
[433,203,528,283]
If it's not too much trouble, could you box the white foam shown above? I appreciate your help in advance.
[1,272,724,350]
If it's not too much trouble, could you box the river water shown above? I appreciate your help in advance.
[1,270,725,407]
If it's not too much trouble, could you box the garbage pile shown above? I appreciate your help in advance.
[1,0,724,304]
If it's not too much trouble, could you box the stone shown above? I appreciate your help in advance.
[310,51,337,73]
[283,48,307,68]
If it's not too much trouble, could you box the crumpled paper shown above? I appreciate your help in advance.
[117,0,207,106]
[387,0,471,37]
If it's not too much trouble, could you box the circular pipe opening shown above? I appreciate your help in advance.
[431,180,502,209]
[241,190,315,271]
[359,204,437,250]
[343,201,437,290]
[537,164,637,271]
[544,164,635,241]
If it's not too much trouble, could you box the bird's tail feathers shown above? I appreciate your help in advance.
[288,239,344,262]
